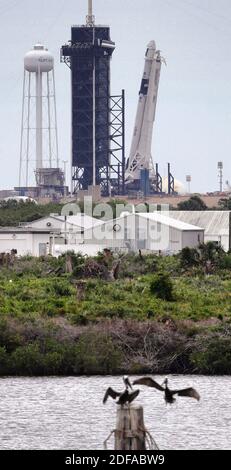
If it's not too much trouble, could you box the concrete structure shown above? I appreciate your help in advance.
[81,212,204,254]
[169,211,231,252]
[14,184,68,200]
[0,190,20,200]
[77,185,101,202]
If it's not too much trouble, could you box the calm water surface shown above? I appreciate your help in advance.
[0,375,230,450]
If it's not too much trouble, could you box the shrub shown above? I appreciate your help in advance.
[73,332,122,374]
[177,195,207,211]
[150,272,174,301]
[0,318,23,353]
[190,336,231,374]
[218,254,231,270]
[10,343,44,375]
[179,247,200,269]
[52,280,73,297]
[199,241,225,264]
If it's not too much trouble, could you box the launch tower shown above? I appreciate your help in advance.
[61,0,125,195]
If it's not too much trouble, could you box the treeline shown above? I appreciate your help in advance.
[0,318,230,376]
[0,195,231,227]
[0,199,126,226]
[0,200,63,226]
[176,194,231,210]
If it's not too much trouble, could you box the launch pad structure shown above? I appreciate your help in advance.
[60,0,175,198]
[61,0,125,196]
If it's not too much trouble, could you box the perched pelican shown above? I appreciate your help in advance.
[133,377,200,405]
[103,375,139,406]
[103,387,139,406]
[123,375,132,390]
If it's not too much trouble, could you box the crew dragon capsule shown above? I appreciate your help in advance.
[126,41,163,184]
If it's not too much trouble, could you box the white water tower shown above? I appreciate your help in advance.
[19,44,59,187]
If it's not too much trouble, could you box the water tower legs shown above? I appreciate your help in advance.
[36,69,43,170]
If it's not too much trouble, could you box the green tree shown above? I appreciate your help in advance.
[218,197,231,210]
[74,332,122,374]
[177,195,207,211]
[0,200,63,226]
[191,337,231,374]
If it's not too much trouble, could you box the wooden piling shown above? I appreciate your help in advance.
[114,405,146,450]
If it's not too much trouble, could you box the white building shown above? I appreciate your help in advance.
[169,211,231,252]
[0,227,59,257]
[65,212,204,255]
[0,214,104,257]
[0,212,205,258]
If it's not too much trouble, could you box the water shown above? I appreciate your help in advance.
[0,375,230,450]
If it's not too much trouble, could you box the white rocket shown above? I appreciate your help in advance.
[126,41,162,183]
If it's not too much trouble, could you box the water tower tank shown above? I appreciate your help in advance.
[24,44,54,73]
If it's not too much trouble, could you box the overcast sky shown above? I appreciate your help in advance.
[0,0,231,192]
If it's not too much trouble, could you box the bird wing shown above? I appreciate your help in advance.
[127,389,140,403]
[133,377,164,392]
[103,387,121,404]
[172,387,200,401]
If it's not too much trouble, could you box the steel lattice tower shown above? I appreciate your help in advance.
[61,1,125,196]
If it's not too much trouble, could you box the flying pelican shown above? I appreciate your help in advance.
[133,377,200,405]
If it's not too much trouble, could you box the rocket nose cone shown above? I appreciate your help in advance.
[147,40,156,50]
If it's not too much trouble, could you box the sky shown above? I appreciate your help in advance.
[0,0,231,193]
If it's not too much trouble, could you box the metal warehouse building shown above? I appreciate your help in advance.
[78,212,204,254]
[169,211,231,252]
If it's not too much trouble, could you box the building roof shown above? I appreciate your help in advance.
[56,214,104,229]
[136,212,204,231]
[82,211,205,235]
[22,213,104,230]
[169,211,230,235]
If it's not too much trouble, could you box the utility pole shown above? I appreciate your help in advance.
[186,175,191,193]
[218,162,223,193]
[63,160,68,186]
